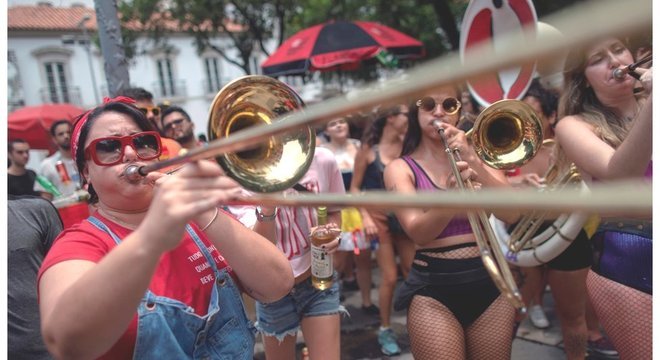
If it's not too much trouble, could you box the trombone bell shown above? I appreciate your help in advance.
[471,99,543,170]
[208,76,316,193]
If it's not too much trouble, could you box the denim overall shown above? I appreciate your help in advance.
[87,216,256,360]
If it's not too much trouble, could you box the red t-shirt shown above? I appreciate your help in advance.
[37,212,235,359]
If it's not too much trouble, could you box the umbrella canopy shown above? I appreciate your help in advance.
[8,103,85,150]
[262,20,425,76]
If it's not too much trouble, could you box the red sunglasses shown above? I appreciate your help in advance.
[84,131,162,166]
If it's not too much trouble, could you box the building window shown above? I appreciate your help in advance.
[156,58,176,97]
[32,46,78,105]
[45,61,70,103]
[204,57,222,93]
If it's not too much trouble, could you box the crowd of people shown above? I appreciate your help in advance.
[8,34,651,360]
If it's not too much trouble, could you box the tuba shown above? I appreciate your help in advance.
[491,140,590,266]
[435,99,543,310]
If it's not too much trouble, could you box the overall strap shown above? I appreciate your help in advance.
[185,224,222,275]
[87,217,223,284]
[87,216,122,245]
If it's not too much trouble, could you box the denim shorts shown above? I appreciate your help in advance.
[255,272,347,340]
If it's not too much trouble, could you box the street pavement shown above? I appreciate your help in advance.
[253,265,618,359]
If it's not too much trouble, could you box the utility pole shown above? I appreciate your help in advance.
[77,15,100,104]
[94,0,130,97]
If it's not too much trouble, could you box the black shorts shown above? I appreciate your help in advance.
[546,229,592,271]
[508,221,592,271]
[404,244,500,327]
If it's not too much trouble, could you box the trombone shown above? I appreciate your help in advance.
[118,0,651,310]
[433,99,543,310]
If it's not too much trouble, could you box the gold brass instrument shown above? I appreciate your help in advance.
[120,0,651,217]
[125,75,315,193]
[432,99,542,310]
[466,100,544,170]
[507,148,583,253]
[491,139,590,268]
[207,76,315,193]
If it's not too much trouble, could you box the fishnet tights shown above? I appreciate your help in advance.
[587,270,652,360]
[407,245,515,359]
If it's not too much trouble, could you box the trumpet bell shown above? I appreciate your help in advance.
[471,99,543,170]
[208,75,315,193]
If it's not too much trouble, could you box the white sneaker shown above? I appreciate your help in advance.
[528,304,550,329]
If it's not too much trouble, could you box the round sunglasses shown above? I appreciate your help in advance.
[84,131,162,166]
[416,96,462,115]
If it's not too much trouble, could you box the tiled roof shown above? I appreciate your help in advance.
[8,5,243,33]
[8,5,98,31]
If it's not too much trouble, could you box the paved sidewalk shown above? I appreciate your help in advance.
[253,266,618,359]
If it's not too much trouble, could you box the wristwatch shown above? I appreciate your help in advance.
[255,206,278,222]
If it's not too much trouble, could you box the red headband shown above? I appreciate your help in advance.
[71,96,137,159]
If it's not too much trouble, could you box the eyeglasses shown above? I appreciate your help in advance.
[394,111,409,116]
[84,131,162,166]
[163,118,186,132]
[416,96,462,115]
[138,106,161,117]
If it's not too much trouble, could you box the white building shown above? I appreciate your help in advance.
[8,1,276,140]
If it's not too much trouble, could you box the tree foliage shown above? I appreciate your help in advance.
[120,0,297,74]
[118,0,582,75]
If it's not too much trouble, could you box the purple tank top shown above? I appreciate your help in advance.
[402,156,472,239]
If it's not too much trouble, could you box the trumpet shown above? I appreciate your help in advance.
[432,99,542,310]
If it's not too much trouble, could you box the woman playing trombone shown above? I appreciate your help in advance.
[37,97,294,359]
[384,85,520,359]
[554,37,652,359]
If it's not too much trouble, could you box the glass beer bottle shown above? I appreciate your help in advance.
[311,206,334,290]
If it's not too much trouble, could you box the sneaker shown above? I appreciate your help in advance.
[587,336,619,357]
[361,304,380,316]
[378,328,401,356]
[528,304,550,329]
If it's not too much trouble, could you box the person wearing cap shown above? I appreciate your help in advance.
[37,97,293,359]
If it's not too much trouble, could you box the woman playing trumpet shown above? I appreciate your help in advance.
[37,97,294,359]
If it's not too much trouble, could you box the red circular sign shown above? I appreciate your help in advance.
[460,0,537,107]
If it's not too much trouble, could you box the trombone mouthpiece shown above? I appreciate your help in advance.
[124,165,144,183]
[613,68,627,80]
[432,120,444,132]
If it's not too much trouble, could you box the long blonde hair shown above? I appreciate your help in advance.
[558,70,632,148]
[555,40,642,173]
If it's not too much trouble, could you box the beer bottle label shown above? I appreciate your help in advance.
[310,244,333,278]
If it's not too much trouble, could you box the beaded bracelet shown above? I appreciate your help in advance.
[201,207,219,231]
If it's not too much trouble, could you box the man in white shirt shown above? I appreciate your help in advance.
[39,120,80,198]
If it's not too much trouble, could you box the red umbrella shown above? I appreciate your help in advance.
[262,20,425,76]
[8,103,85,150]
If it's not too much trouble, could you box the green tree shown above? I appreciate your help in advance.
[120,0,297,74]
